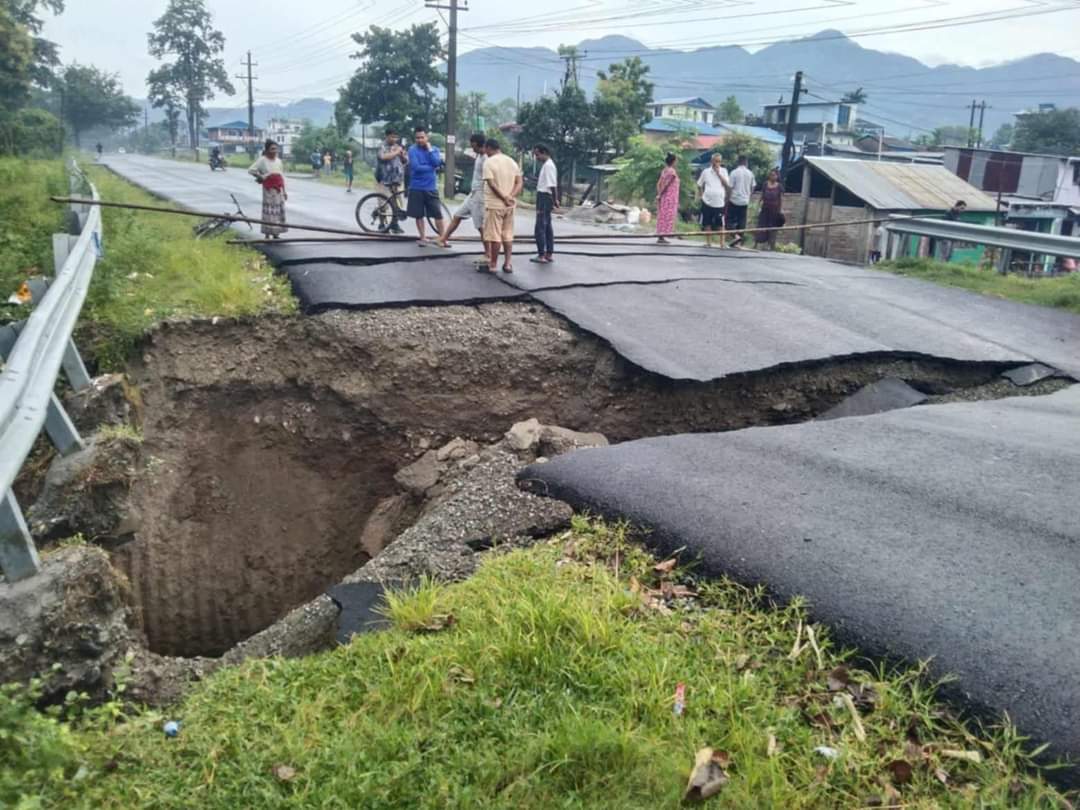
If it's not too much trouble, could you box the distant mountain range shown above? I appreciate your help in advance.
[456,30,1080,137]
[137,30,1080,140]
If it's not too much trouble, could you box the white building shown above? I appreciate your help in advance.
[650,97,716,125]
[266,118,306,157]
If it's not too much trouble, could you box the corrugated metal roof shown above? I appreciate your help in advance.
[716,122,786,145]
[805,157,998,212]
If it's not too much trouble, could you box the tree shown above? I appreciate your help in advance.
[0,9,34,115]
[595,57,654,156]
[147,0,234,154]
[1012,108,1080,156]
[987,123,1014,150]
[710,132,777,184]
[57,63,138,146]
[5,0,64,87]
[610,133,697,210]
[517,83,602,196]
[913,125,977,148]
[146,66,184,151]
[338,24,445,135]
[842,87,868,104]
[717,95,744,124]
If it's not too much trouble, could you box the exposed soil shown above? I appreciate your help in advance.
[113,302,1067,658]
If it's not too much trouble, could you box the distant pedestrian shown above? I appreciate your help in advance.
[655,153,680,245]
[249,139,288,239]
[871,222,887,263]
[754,169,785,250]
[406,126,448,246]
[310,148,322,177]
[531,144,558,264]
[438,133,488,248]
[343,149,354,192]
[727,155,755,247]
[696,153,732,248]
[482,138,523,273]
[376,128,407,234]
[323,151,332,176]
[95,142,103,161]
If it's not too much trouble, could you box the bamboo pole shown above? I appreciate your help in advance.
[53,196,924,245]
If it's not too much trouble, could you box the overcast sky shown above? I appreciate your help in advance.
[43,0,1080,103]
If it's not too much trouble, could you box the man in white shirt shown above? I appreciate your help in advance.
[531,144,559,264]
[696,153,732,248]
[439,133,488,250]
[727,155,755,247]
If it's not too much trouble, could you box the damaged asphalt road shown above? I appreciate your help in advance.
[102,154,1080,780]
[520,385,1080,778]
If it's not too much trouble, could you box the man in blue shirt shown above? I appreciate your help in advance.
[406,126,447,246]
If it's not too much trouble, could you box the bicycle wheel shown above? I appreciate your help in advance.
[427,199,452,233]
[355,192,394,234]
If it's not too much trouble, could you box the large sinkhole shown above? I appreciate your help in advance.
[113,302,1063,658]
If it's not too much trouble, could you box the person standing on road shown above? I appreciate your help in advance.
[438,133,488,249]
[323,150,332,176]
[343,149,355,193]
[95,142,103,161]
[406,126,448,246]
[727,155,755,247]
[249,139,288,239]
[696,153,732,248]
[482,138,523,274]
[754,169,785,250]
[531,144,559,264]
[655,153,680,245]
[377,129,408,234]
[310,148,322,177]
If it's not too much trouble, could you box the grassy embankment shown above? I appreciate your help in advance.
[878,257,1080,316]
[7,519,1071,809]
[0,157,296,369]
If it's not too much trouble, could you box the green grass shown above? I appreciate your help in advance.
[0,158,67,320]
[878,257,1080,315]
[21,519,1070,809]
[81,166,296,369]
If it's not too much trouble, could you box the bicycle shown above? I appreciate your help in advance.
[354,183,451,235]
[193,194,253,240]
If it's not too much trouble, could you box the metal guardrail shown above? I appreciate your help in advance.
[884,217,1080,263]
[0,161,100,583]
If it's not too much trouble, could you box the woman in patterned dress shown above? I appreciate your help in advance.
[248,140,288,239]
[655,152,680,245]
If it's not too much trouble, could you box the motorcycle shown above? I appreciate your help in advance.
[209,152,227,171]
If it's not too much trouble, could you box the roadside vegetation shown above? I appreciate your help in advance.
[0,159,67,313]
[81,165,295,369]
[878,257,1080,315]
[9,519,1069,809]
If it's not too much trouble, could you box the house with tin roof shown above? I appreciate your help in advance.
[782,156,996,264]
[650,97,716,125]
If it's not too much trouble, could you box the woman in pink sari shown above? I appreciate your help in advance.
[655,152,680,245]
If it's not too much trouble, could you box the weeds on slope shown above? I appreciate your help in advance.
[18,518,1071,809]
[81,167,296,369]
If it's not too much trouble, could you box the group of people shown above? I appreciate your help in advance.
[310,148,356,191]
[247,130,789,257]
[374,126,558,273]
[655,152,786,249]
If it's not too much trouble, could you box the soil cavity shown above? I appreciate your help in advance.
[119,303,1068,659]
[114,390,413,658]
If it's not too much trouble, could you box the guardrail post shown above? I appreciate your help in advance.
[0,491,40,583]
[44,393,84,456]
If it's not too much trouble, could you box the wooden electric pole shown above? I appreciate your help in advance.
[780,71,805,182]
[966,99,978,147]
[428,0,468,198]
[236,52,258,157]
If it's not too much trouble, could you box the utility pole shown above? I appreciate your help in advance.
[977,101,988,148]
[428,0,468,198]
[966,99,978,147]
[236,52,258,157]
[559,48,587,89]
[780,71,805,182]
